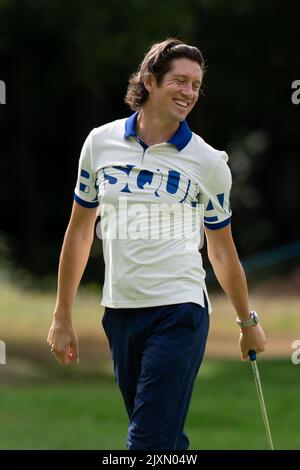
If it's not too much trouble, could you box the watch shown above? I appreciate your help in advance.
[236,311,259,328]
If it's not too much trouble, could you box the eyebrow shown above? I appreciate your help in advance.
[172,74,202,85]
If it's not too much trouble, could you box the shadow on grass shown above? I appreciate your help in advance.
[0,338,113,386]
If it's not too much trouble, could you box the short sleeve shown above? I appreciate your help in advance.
[74,132,99,208]
[202,151,232,230]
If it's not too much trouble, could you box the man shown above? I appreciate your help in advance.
[47,38,267,450]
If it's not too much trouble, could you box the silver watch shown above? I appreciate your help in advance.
[236,311,259,328]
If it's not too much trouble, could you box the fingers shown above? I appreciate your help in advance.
[67,340,80,364]
[241,351,248,361]
[47,323,79,366]
[50,342,79,365]
[50,346,68,365]
[241,346,266,361]
[47,331,53,347]
[239,326,267,361]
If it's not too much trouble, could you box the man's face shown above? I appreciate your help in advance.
[145,58,203,123]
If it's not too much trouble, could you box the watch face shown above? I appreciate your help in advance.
[251,312,258,324]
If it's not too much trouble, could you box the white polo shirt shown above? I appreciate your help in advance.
[74,113,232,312]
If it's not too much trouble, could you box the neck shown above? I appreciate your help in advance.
[136,108,180,147]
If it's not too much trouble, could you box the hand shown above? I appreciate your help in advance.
[239,324,267,361]
[47,317,79,366]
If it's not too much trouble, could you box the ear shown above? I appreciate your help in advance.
[143,74,154,93]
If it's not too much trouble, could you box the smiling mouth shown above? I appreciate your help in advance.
[174,99,189,109]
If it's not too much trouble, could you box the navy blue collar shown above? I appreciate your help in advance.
[124,112,192,151]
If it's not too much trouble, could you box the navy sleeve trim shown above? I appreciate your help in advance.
[74,193,99,208]
[204,217,231,230]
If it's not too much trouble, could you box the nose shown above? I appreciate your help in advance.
[180,82,194,98]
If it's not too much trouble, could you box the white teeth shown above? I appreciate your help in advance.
[174,100,188,108]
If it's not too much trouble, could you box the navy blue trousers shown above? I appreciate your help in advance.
[102,298,209,450]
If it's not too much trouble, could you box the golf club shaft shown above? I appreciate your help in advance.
[250,357,274,450]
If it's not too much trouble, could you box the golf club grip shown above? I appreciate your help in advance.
[248,349,256,361]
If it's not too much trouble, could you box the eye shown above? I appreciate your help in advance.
[176,79,185,85]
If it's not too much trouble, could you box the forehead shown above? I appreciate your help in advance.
[168,58,203,81]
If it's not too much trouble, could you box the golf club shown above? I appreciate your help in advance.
[248,349,274,450]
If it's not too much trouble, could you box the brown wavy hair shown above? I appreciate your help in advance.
[124,38,205,111]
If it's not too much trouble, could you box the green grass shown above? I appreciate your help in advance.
[187,359,300,450]
[0,359,299,450]
[1,280,299,449]
[0,377,128,449]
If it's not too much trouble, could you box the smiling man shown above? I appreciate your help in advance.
[47,38,267,450]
